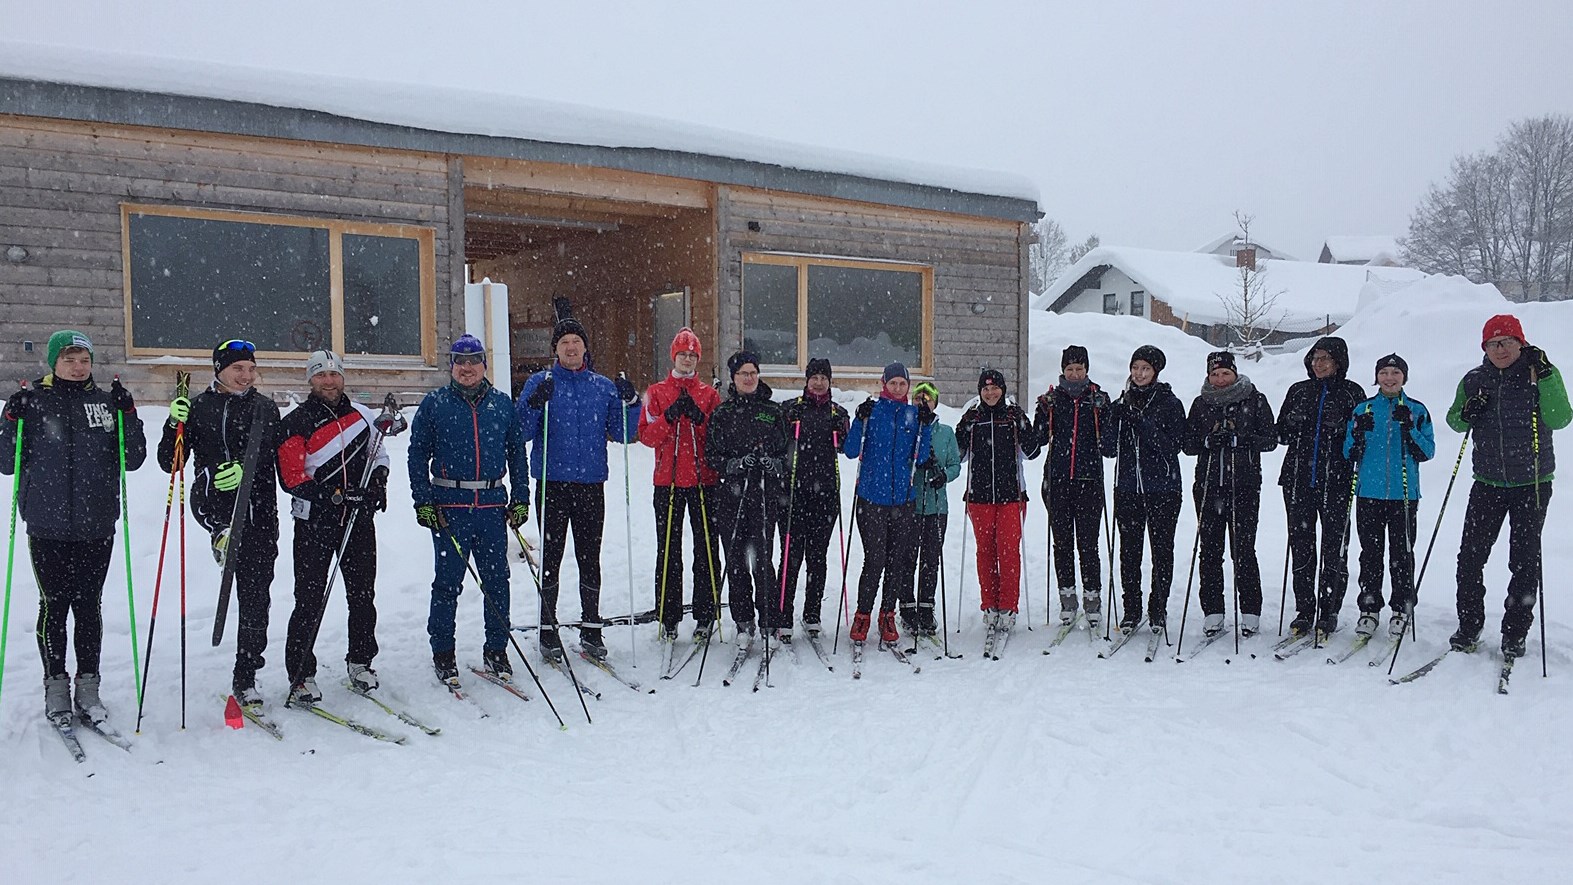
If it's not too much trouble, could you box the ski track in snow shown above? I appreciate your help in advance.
[3,281,1572,882]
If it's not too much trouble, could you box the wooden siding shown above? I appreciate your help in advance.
[0,114,457,401]
[716,186,1027,399]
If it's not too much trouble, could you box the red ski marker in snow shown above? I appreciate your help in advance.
[224,695,244,730]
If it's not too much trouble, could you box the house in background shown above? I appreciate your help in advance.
[1194,232,1298,263]
[1319,236,1403,267]
[0,65,1038,402]
[1038,244,1426,348]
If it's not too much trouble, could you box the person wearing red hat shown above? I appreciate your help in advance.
[639,327,723,652]
[1445,314,1570,659]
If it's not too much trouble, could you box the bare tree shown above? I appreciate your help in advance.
[1214,212,1284,359]
[1028,217,1069,293]
[1402,114,1573,301]
[1068,233,1101,264]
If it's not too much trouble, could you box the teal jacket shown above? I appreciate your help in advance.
[914,422,962,515]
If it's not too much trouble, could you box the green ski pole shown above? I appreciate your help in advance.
[0,392,24,713]
[114,376,143,703]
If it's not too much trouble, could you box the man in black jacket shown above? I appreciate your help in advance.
[705,352,788,645]
[1277,336,1366,637]
[1,330,145,725]
[158,339,282,708]
[276,351,392,704]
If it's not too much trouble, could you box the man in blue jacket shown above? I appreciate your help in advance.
[844,362,933,646]
[408,334,532,687]
[515,318,641,661]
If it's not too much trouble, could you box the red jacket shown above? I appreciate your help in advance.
[640,373,721,487]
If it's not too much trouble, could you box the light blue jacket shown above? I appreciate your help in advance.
[1342,392,1435,500]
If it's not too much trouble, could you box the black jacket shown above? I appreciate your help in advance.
[1101,381,1187,495]
[1277,337,1366,494]
[779,391,850,501]
[158,385,281,536]
[1184,377,1278,494]
[705,381,788,505]
[0,374,146,541]
[1034,382,1108,492]
[1455,353,1558,485]
[956,399,1040,504]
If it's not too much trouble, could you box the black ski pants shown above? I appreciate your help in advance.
[1284,483,1353,620]
[538,481,605,628]
[1113,489,1182,619]
[902,512,947,628]
[854,498,918,615]
[1046,478,1103,594]
[285,513,378,685]
[1355,498,1418,616]
[778,490,839,626]
[1195,482,1263,617]
[31,535,113,678]
[653,485,721,629]
[230,523,278,691]
[714,473,780,629]
[1455,480,1552,643]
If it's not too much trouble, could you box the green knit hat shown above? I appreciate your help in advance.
[47,330,94,369]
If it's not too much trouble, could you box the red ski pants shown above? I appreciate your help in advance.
[969,501,1024,613]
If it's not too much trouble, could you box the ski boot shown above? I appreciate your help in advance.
[482,648,514,680]
[849,612,871,643]
[1058,590,1078,625]
[289,677,323,705]
[539,626,566,663]
[1448,624,1481,652]
[1203,613,1225,637]
[735,620,757,650]
[44,674,71,722]
[347,661,379,693]
[73,673,109,724]
[877,611,900,644]
[1355,612,1379,638]
[1082,589,1102,632]
[1118,610,1142,636]
[1240,613,1260,638]
[433,652,460,685]
[580,627,608,662]
[1388,612,1408,638]
[1502,634,1527,660]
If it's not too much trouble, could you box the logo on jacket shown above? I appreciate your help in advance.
[84,402,115,432]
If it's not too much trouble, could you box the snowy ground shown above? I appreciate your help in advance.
[2,276,1570,884]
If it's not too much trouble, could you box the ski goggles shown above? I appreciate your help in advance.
[450,353,486,367]
[218,339,257,355]
[913,382,939,401]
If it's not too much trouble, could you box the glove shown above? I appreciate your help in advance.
[926,467,947,489]
[1205,426,1235,450]
[335,487,369,507]
[1522,345,1554,381]
[917,404,936,425]
[1350,438,1367,462]
[168,395,191,424]
[614,375,638,405]
[1354,411,1375,434]
[4,387,30,421]
[664,393,687,424]
[507,499,530,529]
[213,460,244,492]
[1460,391,1489,424]
[741,452,761,472]
[415,503,446,531]
[367,466,389,512]
[110,378,135,413]
[761,456,786,479]
[527,376,554,410]
[1104,398,1127,423]
[1088,389,1110,411]
[724,457,748,476]
[856,399,874,423]
[1391,404,1413,430]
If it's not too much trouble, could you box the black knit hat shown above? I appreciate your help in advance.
[978,367,1007,394]
[1061,345,1089,370]
[1375,353,1408,382]
[213,339,257,376]
[552,317,589,349]
[805,357,832,380]
[727,350,760,379]
[1130,345,1166,376]
[1207,351,1236,374]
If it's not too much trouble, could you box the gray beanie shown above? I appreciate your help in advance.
[306,349,345,380]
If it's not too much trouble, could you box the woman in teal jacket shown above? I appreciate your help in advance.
[906,381,961,636]
[1342,354,1434,638]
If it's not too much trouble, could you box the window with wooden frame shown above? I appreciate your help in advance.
[742,253,932,374]
[122,205,437,362]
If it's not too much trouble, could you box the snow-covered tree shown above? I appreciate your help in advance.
[1214,212,1283,359]
[1028,217,1069,293]
[1068,233,1101,265]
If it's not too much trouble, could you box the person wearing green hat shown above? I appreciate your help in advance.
[2,330,146,727]
[156,338,282,709]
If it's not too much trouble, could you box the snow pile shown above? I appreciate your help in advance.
[1321,235,1402,264]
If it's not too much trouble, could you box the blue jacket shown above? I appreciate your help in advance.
[408,380,530,510]
[515,363,641,484]
[843,396,932,507]
[1342,392,1435,501]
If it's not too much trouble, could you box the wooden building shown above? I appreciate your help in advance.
[0,78,1039,404]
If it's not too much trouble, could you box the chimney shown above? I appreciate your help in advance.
[1236,246,1257,270]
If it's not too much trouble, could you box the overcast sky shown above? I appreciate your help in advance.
[7,0,1572,259]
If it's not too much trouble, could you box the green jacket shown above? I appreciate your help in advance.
[1446,357,1570,487]
[914,422,962,515]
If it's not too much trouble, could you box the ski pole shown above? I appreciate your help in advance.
[834,423,866,654]
[136,423,185,733]
[956,421,974,633]
[1103,480,1117,640]
[656,432,680,628]
[1323,406,1368,650]
[1533,398,1546,678]
[939,516,952,658]
[111,377,144,705]
[1391,428,1469,675]
[178,436,188,729]
[538,397,593,722]
[620,374,636,667]
[778,420,801,613]
[0,387,25,714]
[691,422,724,684]
[442,526,568,728]
[1173,450,1213,659]
[697,468,753,687]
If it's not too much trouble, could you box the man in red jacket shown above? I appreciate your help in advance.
[639,328,724,642]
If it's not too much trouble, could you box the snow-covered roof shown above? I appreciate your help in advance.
[0,43,1040,221]
[1320,236,1401,264]
[1037,245,1427,331]
[1193,232,1299,262]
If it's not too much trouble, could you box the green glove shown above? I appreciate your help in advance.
[213,460,244,492]
[169,396,191,424]
[415,503,445,531]
[507,499,530,529]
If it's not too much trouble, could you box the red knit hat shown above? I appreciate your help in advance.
[1481,314,1526,349]
[670,327,702,361]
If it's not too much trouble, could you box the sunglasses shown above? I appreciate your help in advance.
[451,354,486,366]
[219,339,256,354]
